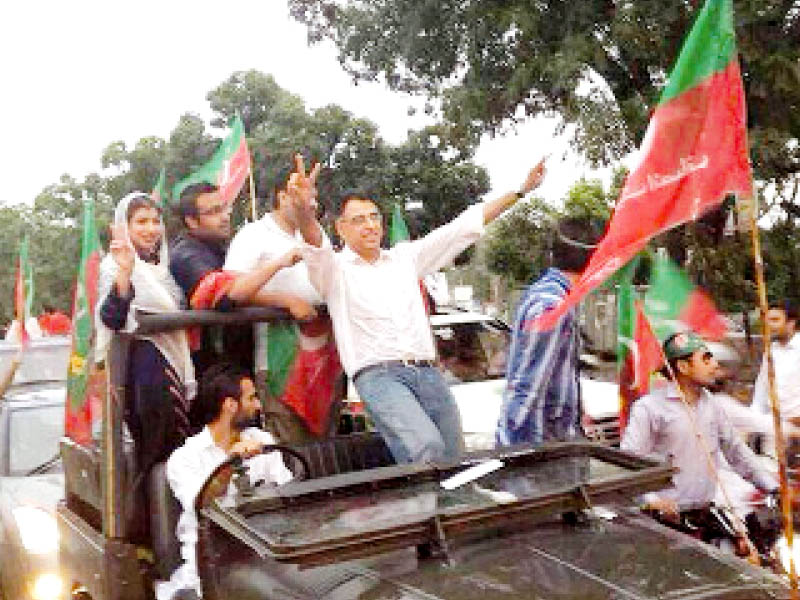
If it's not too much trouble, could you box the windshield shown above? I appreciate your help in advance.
[433,321,509,384]
[9,403,64,475]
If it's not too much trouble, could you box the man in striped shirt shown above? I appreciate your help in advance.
[496,218,602,447]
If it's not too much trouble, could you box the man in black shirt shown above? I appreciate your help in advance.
[170,183,314,383]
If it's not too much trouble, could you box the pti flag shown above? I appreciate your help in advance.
[65,197,103,446]
[151,167,169,209]
[616,257,662,432]
[389,203,430,313]
[13,235,34,344]
[534,0,751,330]
[172,114,251,207]
[643,254,727,342]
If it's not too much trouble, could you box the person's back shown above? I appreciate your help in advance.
[496,217,603,447]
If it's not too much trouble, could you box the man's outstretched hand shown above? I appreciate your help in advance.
[519,156,548,196]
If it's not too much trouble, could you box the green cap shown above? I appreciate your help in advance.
[663,331,708,360]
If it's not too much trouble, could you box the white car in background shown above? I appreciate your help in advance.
[344,309,622,450]
[429,310,621,450]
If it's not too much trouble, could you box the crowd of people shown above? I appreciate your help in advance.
[87,153,546,599]
[5,151,797,596]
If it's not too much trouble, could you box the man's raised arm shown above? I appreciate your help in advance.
[482,157,547,225]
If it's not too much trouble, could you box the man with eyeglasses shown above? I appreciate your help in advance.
[170,183,314,382]
[289,158,547,464]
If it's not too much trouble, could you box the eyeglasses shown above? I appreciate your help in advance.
[196,202,231,216]
[342,211,382,226]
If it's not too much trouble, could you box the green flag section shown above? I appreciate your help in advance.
[532,0,751,331]
[643,254,727,342]
[13,235,34,344]
[616,257,662,432]
[389,203,410,244]
[65,197,103,446]
[172,114,251,207]
[388,203,431,313]
[151,167,168,209]
[263,319,342,436]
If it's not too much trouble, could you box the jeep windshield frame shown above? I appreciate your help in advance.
[198,441,675,567]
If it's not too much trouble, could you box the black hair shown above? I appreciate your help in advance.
[126,194,160,222]
[548,217,605,273]
[176,183,219,225]
[189,362,251,428]
[768,299,799,322]
[336,189,379,217]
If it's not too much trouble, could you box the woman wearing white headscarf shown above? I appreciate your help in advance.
[96,192,195,541]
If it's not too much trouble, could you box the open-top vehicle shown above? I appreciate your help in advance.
[56,308,793,599]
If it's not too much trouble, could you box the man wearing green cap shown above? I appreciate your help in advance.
[622,331,777,522]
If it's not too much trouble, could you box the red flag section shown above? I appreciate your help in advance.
[532,0,751,331]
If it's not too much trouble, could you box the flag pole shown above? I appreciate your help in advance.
[248,168,257,222]
[747,194,798,594]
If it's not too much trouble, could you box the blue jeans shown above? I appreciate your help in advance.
[354,364,464,464]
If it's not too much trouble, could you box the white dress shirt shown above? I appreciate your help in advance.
[622,384,777,510]
[301,203,484,377]
[224,213,330,371]
[752,333,800,419]
[157,427,293,599]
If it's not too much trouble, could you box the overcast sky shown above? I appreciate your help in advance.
[1,0,612,209]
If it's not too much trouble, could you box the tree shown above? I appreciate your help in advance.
[289,0,800,206]
[0,70,490,325]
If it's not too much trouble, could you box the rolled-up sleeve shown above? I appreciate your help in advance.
[621,401,656,457]
[406,203,484,277]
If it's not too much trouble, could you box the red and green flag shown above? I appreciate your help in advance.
[389,203,431,313]
[643,253,727,342]
[151,167,168,209]
[65,197,103,446]
[13,235,34,344]
[172,114,251,207]
[616,257,662,432]
[262,318,342,437]
[533,0,751,331]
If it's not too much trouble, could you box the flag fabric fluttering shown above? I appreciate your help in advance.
[13,235,34,344]
[533,0,751,331]
[172,114,251,207]
[643,253,727,342]
[616,257,662,432]
[151,167,169,209]
[65,197,103,446]
[389,203,431,313]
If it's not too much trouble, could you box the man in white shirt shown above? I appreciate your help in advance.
[752,300,800,422]
[291,157,547,464]
[225,157,343,443]
[159,363,293,600]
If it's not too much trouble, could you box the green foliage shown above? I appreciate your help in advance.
[0,69,488,324]
[483,177,613,287]
[289,0,800,191]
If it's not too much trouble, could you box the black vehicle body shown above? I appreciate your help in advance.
[0,339,69,600]
[56,309,792,600]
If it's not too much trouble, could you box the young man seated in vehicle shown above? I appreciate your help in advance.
[621,331,778,558]
[159,362,293,600]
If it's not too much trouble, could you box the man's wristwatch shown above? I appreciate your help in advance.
[515,190,527,200]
